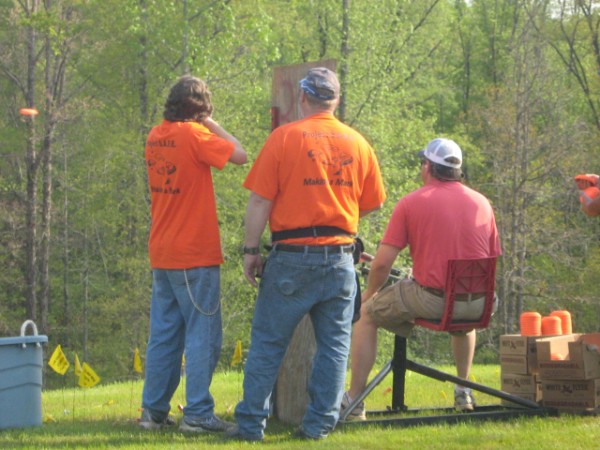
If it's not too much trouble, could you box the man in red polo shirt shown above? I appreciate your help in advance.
[342,138,501,419]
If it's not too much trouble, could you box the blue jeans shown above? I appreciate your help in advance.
[142,266,222,422]
[234,247,355,439]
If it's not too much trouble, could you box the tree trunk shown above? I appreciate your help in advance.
[338,0,350,122]
[24,0,40,322]
[273,316,316,425]
[25,122,38,322]
[61,148,70,346]
[39,127,53,334]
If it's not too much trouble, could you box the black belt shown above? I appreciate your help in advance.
[421,286,486,302]
[271,226,352,242]
[274,244,354,254]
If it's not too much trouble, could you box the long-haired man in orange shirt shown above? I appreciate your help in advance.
[140,76,247,433]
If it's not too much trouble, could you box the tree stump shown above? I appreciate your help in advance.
[273,315,316,425]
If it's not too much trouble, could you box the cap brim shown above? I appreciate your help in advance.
[417,149,426,159]
[575,174,597,183]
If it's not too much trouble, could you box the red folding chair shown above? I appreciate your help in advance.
[415,257,497,332]
[340,256,545,425]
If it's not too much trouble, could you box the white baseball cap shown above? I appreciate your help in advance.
[418,138,463,169]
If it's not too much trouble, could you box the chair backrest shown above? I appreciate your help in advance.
[415,257,497,332]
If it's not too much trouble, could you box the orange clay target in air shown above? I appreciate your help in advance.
[19,108,39,116]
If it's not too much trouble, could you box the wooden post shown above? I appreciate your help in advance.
[270,60,337,425]
[273,315,316,424]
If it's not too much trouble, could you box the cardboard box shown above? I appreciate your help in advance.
[500,372,540,395]
[501,392,543,408]
[499,335,542,374]
[541,378,600,411]
[536,333,600,380]
[499,354,528,375]
[500,335,538,356]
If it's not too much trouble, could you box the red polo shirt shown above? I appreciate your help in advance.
[382,179,501,289]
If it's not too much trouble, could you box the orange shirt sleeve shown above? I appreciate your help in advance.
[188,122,235,170]
[243,129,281,200]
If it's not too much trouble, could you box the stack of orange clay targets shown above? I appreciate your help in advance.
[521,309,600,412]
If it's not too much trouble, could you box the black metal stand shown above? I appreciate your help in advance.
[339,335,556,428]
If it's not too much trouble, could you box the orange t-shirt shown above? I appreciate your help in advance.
[146,120,234,268]
[244,112,386,245]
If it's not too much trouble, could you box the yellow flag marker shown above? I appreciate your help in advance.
[74,353,83,377]
[78,362,101,388]
[231,340,242,367]
[48,344,69,375]
[133,347,143,373]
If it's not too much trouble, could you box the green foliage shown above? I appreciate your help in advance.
[1,0,600,381]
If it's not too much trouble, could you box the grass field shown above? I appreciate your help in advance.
[1,365,599,449]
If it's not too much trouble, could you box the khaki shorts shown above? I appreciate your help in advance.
[364,278,495,337]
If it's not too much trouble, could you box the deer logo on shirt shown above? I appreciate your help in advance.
[147,148,180,194]
[307,146,353,176]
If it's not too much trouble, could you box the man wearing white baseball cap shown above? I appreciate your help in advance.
[342,138,502,419]
[418,137,463,169]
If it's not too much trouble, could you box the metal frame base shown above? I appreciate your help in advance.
[339,336,556,427]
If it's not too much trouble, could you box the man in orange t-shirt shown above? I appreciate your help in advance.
[228,68,386,442]
[141,75,247,433]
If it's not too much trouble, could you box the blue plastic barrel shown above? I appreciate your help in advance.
[0,320,47,429]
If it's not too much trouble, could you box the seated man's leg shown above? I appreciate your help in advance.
[348,307,379,399]
[345,279,418,410]
[451,329,476,411]
[451,329,476,380]
[450,293,497,408]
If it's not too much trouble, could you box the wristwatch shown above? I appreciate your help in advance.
[242,246,260,255]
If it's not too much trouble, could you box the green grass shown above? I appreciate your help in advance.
[1,365,598,449]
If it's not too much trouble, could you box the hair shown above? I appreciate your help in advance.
[429,157,464,182]
[303,91,338,110]
[163,75,213,122]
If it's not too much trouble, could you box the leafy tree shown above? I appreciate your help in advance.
[1,0,600,380]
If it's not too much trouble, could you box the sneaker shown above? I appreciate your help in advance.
[179,415,235,433]
[454,390,476,412]
[223,425,263,442]
[139,409,177,430]
[339,391,366,421]
[293,428,325,440]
